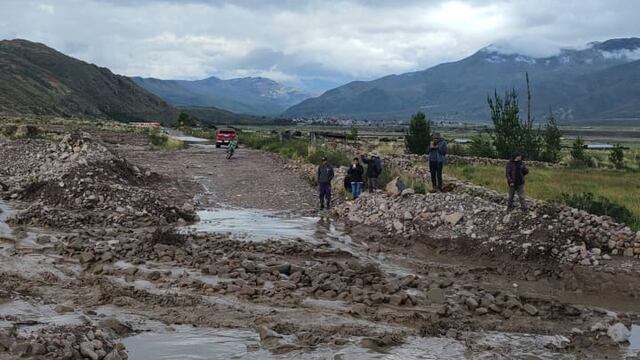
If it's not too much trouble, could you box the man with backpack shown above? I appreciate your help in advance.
[428,133,447,192]
[361,153,382,193]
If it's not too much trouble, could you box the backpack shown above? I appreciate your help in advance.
[373,157,382,175]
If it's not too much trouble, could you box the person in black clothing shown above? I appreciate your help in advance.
[361,153,382,193]
[427,133,447,192]
[505,152,529,211]
[347,157,364,199]
[317,157,334,210]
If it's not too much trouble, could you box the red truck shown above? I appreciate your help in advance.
[215,128,237,148]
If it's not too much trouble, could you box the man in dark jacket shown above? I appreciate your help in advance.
[317,157,334,210]
[361,153,382,193]
[428,133,447,192]
[506,152,529,211]
[347,157,364,199]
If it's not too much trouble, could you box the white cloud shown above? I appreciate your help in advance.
[1,0,639,92]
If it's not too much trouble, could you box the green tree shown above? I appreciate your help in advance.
[177,111,197,128]
[468,134,497,158]
[405,112,431,154]
[541,112,562,162]
[488,89,524,159]
[348,126,359,141]
[570,137,586,161]
[609,144,625,169]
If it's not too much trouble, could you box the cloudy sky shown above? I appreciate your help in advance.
[1,0,639,93]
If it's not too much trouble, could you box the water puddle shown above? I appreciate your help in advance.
[0,300,84,336]
[122,325,582,360]
[629,324,640,356]
[184,208,319,242]
[169,135,211,143]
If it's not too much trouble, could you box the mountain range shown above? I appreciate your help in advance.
[283,38,640,122]
[0,39,177,123]
[132,76,310,116]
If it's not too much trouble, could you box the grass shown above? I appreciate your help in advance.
[180,127,217,140]
[147,129,186,151]
[448,164,640,230]
[240,132,351,166]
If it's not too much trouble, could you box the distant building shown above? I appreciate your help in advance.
[129,122,161,129]
[453,138,472,144]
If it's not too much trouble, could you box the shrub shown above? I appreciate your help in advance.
[609,144,625,169]
[147,129,186,150]
[405,112,431,154]
[448,143,467,156]
[558,192,637,228]
[468,135,497,158]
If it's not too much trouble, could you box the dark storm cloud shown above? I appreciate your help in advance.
[1,0,639,92]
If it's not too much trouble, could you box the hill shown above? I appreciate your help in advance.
[0,39,176,123]
[283,38,640,122]
[133,76,311,117]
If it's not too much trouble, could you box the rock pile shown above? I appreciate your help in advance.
[1,130,196,228]
[0,321,129,359]
[334,188,639,265]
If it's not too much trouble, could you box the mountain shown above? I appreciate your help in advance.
[283,38,640,122]
[0,39,176,123]
[132,75,311,116]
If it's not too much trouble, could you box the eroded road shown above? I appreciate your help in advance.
[0,127,639,359]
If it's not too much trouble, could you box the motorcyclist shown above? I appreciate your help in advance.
[226,139,238,159]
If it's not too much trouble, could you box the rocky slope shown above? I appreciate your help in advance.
[0,39,177,123]
[284,38,640,122]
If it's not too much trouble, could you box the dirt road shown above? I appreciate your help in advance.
[0,126,639,359]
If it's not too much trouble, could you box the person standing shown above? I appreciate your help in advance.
[317,157,334,210]
[347,157,364,200]
[506,152,529,211]
[428,132,447,192]
[361,153,382,193]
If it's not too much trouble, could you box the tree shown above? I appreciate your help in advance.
[609,144,625,169]
[177,111,198,128]
[570,137,586,161]
[541,112,562,162]
[488,89,524,159]
[405,112,431,154]
[348,126,359,141]
[468,134,497,158]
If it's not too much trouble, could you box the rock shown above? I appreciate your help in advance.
[523,304,539,316]
[607,323,631,343]
[385,177,406,196]
[465,297,479,310]
[475,307,488,315]
[444,212,464,226]
[393,220,404,231]
[623,248,634,257]
[425,288,445,303]
[98,317,132,337]
[30,342,46,355]
[389,294,404,306]
[54,304,74,314]
[104,350,124,360]
[401,188,415,196]
[80,341,99,360]
[10,341,31,356]
[590,322,607,332]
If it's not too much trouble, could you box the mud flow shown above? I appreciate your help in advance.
[0,129,639,360]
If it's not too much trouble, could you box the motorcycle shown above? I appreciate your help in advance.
[226,145,235,159]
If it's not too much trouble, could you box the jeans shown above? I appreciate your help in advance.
[507,184,527,210]
[319,183,332,209]
[366,177,378,193]
[429,161,444,191]
[351,182,363,199]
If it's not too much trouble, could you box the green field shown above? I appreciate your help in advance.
[447,164,640,229]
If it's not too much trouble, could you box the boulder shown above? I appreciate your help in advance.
[385,177,406,196]
[607,323,630,343]
[444,212,464,226]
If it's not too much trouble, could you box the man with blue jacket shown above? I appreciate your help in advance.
[428,132,447,192]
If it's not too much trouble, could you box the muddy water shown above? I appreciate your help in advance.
[122,325,581,360]
[184,208,320,242]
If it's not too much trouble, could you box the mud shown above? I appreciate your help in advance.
[0,126,639,359]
